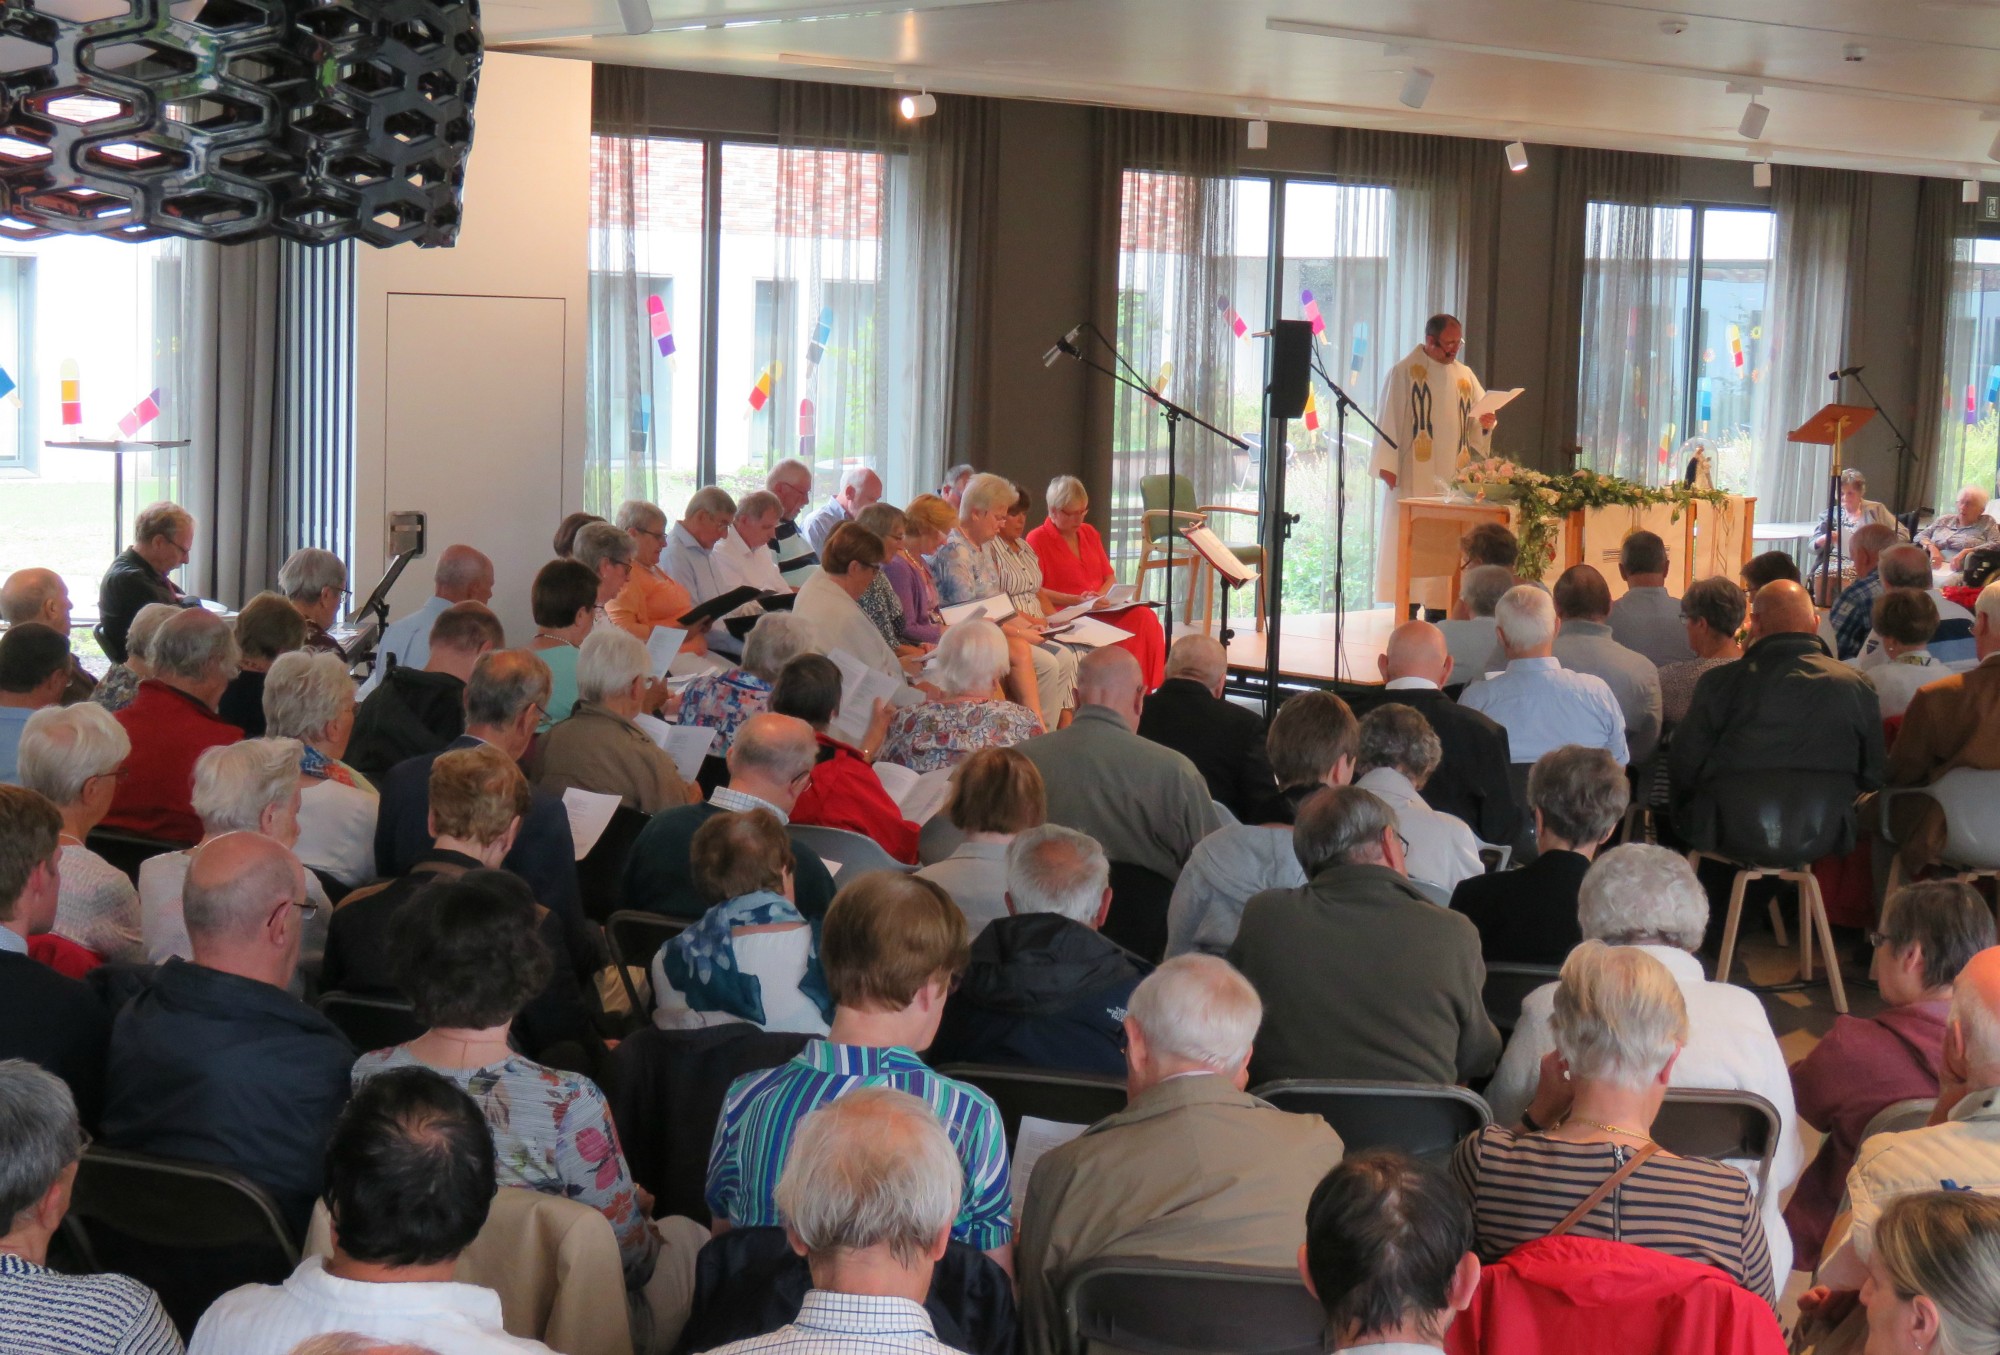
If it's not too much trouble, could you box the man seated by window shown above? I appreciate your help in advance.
[1015,955,1344,1355]
[189,1066,556,1354]
[706,871,1014,1275]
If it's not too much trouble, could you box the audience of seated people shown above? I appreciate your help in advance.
[1027,473,1168,688]
[0,786,113,1126]
[793,524,928,709]
[802,465,883,556]
[1137,633,1278,821]
[915,746,1048,934]
[278,548,351,660]
[0,621,73,781]
[1607,529,1697,666]
[651,807,830,1035]
[886,494,955,646]
[933,472,1078,721]
[661,486,745,656]
[1229,784,1500,1087]
[707,871,1013,1271]
[105,831,354,1233]
[1,566,95,703]
[675,611,814,754]
[356,544,494,698]
[265,650,379,892]
[1851,544,1975,671]
[1015,954,1343,1353]
[1658,575,1746,725]
[1449,744,1627,965]
[90,600,177,714]
[95,500,192,663]
[524,558,600,731]
[928,824,1147,1076]
[189,1066,557,1355]
[218,590,307,737]
[1919,483,1998,585]
[16,703,144,963]
[768,652,921,864]
[353,876,704,1353]
[1864,588,1945,719]
[761,458,821,584]
[1438,562,1513,683]
[1786,880,1994,1270]
[878,619,1040,773]
[529,627,693,813]
[102,607,244,843]
[714,488,791,596]
[0,1060,181,1353]
[1548,563,1663,765]
[1461,584,1628,768]
[1482,844,1804,1279]
[1167,689,1356,957]
[346,600,502,780]
[1351,702,1484,897]
[1825,522,1904,660]
[622,712,839,920]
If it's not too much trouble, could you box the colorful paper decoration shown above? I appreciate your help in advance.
[0,366,18,403]
[1302,386,1320,433]
[646,295,675,359]
[1697,384,1712,423]
[748,366,772,413]
[1348,322,1367,386]
[1969,384,1980,426]
[59,358,80,426]
[1986,365,2000,405]
[1728,323,1744,370]
[1151,361,1173,396]
[805,306,834,374]
[1217,296,1248,339]
[116,388,162,438]
[1300,288,1325,337]
[798,396,815,457]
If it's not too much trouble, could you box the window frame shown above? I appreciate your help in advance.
[0,251,39,473]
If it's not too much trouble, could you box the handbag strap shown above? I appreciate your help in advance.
[1548,1141,1661,1238]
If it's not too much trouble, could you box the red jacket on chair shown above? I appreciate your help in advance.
[1443,1236,1786,1355]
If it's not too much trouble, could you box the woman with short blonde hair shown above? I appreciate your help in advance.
[1026,473,1167,687]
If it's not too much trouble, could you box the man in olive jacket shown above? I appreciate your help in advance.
[1228,785,1499,1088]
[1668,579,1885,854]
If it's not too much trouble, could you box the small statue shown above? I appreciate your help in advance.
[1680,439,1714,492]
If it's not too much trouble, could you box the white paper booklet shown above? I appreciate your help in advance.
[560,787,622,859]
[644,627,689,679]
[827,649,903,748]
[939,595,1017,628]
[632,715,717,781]
[1011,1115,1090,1218]
[874,762,955,825]
[1469,387,1523,420]
[1050,615,1130,648]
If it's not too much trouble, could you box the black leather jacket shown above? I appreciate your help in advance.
[94,546,181,662]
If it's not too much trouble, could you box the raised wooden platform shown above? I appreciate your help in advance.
[1206,606,1401,688]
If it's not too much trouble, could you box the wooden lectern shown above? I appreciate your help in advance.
[1789,403,1876,599]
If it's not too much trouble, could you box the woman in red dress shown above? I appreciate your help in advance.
[1024,474,1167,689]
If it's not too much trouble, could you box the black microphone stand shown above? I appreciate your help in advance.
[1053,336,1248,628]
[1306,349,1396,682]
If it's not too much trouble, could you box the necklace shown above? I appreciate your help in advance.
[1569,1116,1652,1142]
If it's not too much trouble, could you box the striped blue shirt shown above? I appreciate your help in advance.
[0,1254,183,1354]
[706,1040,1014,1250]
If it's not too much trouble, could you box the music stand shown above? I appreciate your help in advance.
[1181,523,1260,648]
[1789,403,1876,600]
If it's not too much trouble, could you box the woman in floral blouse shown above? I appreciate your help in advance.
[854,501,932,655]
[878,619,1041,773]
[676,610,816,753]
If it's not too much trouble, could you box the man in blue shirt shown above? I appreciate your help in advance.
[357,544,494,698]
[1824,522,1901,661]
[0,623,72,783]
[664,486,745,657]
[1460,585,1627,766]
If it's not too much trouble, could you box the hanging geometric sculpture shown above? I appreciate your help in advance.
[0,0,479,247]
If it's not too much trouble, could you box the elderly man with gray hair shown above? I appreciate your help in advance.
[530,627,693,814]
[278,547,351,660]
[1136,633,1279,820]
[929,824,1149,1077]
[102,607,244,843]
[1229,785,1499,1088]
[96,499,193,664]
[1438,563,1513,681]
[0,1059,181,1353]
[1351,703,1483,896]
[717,488,793,596]
[1481,843,1804,1280]
[664,486,754,657]
[355,544,493,699]
[1461,584,1627,767]
[801,464,883,556]
[1015,955,1344,1355]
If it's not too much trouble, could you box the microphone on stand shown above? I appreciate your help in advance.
[1829,365,1864,380]
[1042,326,1084,367]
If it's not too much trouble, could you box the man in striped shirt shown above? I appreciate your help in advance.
[0,1060,181,1355]
[706,872,1014,1272]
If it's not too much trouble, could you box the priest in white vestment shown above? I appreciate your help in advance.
[1370,313,1498,612]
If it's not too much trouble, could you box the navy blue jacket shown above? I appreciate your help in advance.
[929,914,1149,1077]
[0,949,110,1128]
[100,959,354,1233]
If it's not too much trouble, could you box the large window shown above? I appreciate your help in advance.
[1578,202,1772,489]
[1935,236,2000,499]
[588,133,913,513]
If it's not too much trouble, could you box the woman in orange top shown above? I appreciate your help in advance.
[1025,474,1166,688]
[602,500,709,654]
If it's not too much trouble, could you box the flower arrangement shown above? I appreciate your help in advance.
[1453,459,1732,582]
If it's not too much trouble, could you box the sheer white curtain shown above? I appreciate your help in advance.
[1915,178,1995,509]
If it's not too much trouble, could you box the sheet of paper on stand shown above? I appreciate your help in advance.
[1049,614,1135,648]
[632,715,716,781]
[1469,387,1524,420]
[827,648,903,747]
[875,762,955,825]
[1180,525,1258,586]
[1011,1115,1089,1219]
[939,595,1017,628]
[645,627,689,679]
[561,787,622,859]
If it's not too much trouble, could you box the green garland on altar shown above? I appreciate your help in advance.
[1455,462,1732,582]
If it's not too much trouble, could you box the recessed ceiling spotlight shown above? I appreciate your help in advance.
[1505,140,1529,172]
[898,91,937,120]
[1843,43,1868,61]
[1399,67,1434,110]
[1753,161,1772,188]
[1247,119,1269,150]
[1659,18,1688,34]
[1738,100,1770,140]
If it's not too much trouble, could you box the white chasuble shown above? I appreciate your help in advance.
[1369,344,1494,606]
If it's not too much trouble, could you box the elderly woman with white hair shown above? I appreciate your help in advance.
[137,737,329,968]
[277,546,350,660]
[878,620,1041,774]
[1451,940,1775,1306]
[675,610,815,754]
[1027,473,1167,688]
[1482,843,1805,1280]
[530,627,695,813]
[932,470,1078,720]
[90,600,178,714]
[263,650,377,890]
[16,704,144,961]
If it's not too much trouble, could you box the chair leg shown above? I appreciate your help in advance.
[1799,868,1849,1015]
[1716,867,1752,986]
[1788,871,1814,983]
[1766,898,1790,949]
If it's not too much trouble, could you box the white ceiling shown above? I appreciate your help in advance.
[492,0,2000,179]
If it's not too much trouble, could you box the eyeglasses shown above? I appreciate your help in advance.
[633,526,666,541]
[1867,929,1895,950]
[1394,830,1411,857]
[266,894,320,929]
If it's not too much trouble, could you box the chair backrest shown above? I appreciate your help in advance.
[314,991,425,1054]
[934,1063,1128,1149]
[63,1145,300,1336]
[84,827,191,884]
[1409,878,1452,907]
[1139,474,1202,544]
[1481,963,1559,1036]
[1475,840,1513,873]
[787,823,912,873]
[1251,1079,1492,1164]
[1104,861,1176,964]
[1651,1088,1782,1197]
[1860,1096,1937,1145]
[578,803,652,924]
[1927,767,2000,870]
[1062,1258,1324,1355]
[606,909,692,1013]
[305,1189,633,1355]
[1706,769,1859,867]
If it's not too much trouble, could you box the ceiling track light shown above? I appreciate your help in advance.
[1753,161,1772,189]
[897,90,936,120]
[1399,67,1434,110]
[1247,118,1269,150]
[616,0,653,34]
[1738,99,1770,140]
[1504,140,1528,173]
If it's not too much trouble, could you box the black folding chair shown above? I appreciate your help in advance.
[577,803,651,924]
[1653,1087,1783,1197]
[84,828,189,885]
[1251,1079,1491,1163]
[1104,862,1175,964]
[314,991,425,1052]
[607,909,693,1014]
[60,1146,299,1337]
[1062,1257,1324,1355]
[934,1064,1127,1148]
[1480,962,1560,1036]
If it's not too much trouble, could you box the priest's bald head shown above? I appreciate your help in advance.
[1423,314,1463,363]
